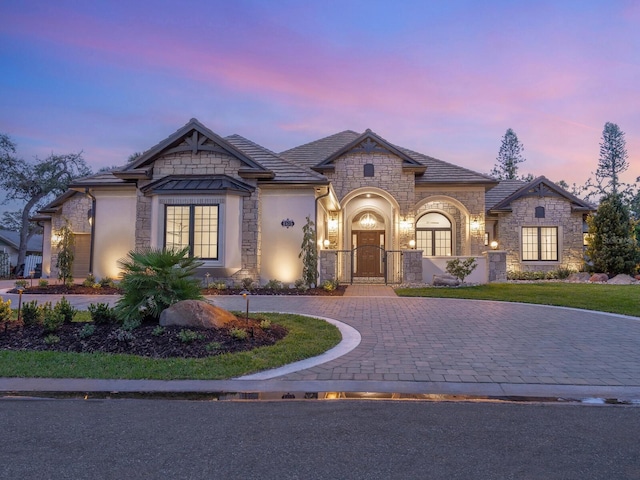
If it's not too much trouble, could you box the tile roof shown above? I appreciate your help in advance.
[485,179,527,211]
[69,171,129,188]
[225,134,327,184]
[280,130,496,185]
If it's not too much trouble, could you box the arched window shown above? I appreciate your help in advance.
[415,212,452,257]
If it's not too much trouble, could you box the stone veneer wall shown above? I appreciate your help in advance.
[326,152,415,213]
[134,151,261,280]
[319,250,337,284]
[485,250,507,282]
[415,188,487,256]
[402,250,423,283]
[497,196,585,273]
[50,194,92,279]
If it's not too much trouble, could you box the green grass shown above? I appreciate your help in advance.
[0,313,341,380]
[396,283,640,317]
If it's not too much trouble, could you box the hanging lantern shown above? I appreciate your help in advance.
[359,212,377,230]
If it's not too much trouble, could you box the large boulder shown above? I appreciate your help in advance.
[589,273,609,283]
[159,300,236,329]
[607,274,637,285]
[432,274,460,287]
[566,272,591,283]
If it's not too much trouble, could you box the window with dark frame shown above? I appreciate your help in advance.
[364,163,374,177]
[522,226,558,261]
[165,204,219,259]
[415,212,452,257]
[535,206,545,218]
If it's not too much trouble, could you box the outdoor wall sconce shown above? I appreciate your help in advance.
[328,215,338,233]
[400,217,411,232]
[490,240,499,250]
[470,216,481,231]
[87,208,94,226]
[323,239,330,248]
[409,239,416,248]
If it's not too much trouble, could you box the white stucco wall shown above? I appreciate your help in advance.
[93,188,137,279]
[422,256,487,284]
[260,188,315,284]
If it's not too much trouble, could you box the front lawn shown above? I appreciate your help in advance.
[0,313,341,380]
[396,283,640,317]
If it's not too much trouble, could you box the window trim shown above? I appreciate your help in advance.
[164,204,220,260]
[415,212,453,257]
[521,226,558,262]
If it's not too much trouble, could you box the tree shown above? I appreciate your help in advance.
[0,134,91,270]
[585,193,639,276]
[55,219,75,285]
[299,216,318,286]
[586,122,630,201]
[490,128,528,180]
[0,210,42,237]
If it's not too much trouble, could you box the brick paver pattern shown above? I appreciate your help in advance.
[214,291,640,387]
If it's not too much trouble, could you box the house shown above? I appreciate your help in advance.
[0,228,43,276]
[36,119,593,284]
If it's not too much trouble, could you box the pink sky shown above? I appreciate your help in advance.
[1,0,639,195]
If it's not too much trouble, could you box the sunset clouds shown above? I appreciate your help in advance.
[1,0,638,186]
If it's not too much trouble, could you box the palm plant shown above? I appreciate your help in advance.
[114,247,204,323]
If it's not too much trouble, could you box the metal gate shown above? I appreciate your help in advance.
[335,247,403,285]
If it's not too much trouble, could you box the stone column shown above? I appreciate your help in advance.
[485,250,507,282]
[319,250,337,284]
[402,250,423,284]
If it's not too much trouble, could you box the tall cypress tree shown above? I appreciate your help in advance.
[490,128,527,180]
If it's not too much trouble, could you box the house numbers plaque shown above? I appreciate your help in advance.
[281,218,295,229]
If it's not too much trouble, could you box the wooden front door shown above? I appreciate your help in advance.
[354,231,384,277]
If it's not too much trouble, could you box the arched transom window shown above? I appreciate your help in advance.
[415,212,452,257]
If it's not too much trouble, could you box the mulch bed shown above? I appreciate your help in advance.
[0,317,287,359]
[7,285,346,296]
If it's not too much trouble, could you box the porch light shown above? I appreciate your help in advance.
[328,216,338,233]
[359,212,377,230]
[409,239,416,248]
[323,239,330,248]
[490,240,499,250]
[400,217,411,232]
[470,217,480,231]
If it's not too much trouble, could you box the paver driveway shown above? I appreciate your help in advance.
[213,293,640,388]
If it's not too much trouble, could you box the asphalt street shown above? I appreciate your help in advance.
[2,398,639,479]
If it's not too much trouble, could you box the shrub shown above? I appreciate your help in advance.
[177,329,205,343]
[82,273,97,287]
[122,318,141,331]
[241,278,254,290]
[0,298,11,323]
[42,308,64,333]
[54,297,77,323]
[111,328,135,342]
[259,319,271,330]
[38,279,49,287]
[88,303,117,324]
[44,334,60,345]
[114,246,203,323]
[152,326,165,336]
[294,279,309,292]
[212,281,227,290]
[206,341,222,352]
[22,300,44,326]
[14,279,28,289]
[230,327,248,340]
[79,324,95,339]
[446,257,478,283]
[322,279,339,292]
[265,279,283,291]
[99,277,116,288]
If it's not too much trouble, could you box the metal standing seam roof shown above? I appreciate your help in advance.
[141,175,255,195]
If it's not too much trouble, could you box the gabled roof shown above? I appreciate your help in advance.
[485,179,527,211]
[140,175,255,196]
[311,129,426,174]
[0,229,43,253]
[281,130,496,185]
[118,118,274,179]
[224,135,328,184]
[488,176,595,213]
[280,130,360,168]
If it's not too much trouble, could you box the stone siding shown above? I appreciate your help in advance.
[485,250,507,282]
[134,150,261,281]
[402,250,423,283]
[319,250,337,284]
[50,194,92,280]
[326,152,415,213]
[497,196,585,273]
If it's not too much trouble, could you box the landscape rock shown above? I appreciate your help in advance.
[432,274,460,287]
[566,272,592,283]
[607,274,637,285]
[589,273,609,283]
[159,300,236,329]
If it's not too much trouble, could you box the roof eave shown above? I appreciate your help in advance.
[238,169,275,179]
